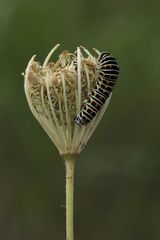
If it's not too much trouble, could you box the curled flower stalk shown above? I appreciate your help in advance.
[24,44,112,240]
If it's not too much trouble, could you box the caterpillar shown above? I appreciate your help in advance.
[74,52,120,125]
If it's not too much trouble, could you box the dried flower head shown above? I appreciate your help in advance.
[24,44,112,156]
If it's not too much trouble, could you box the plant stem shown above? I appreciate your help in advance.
[64,155,75,240]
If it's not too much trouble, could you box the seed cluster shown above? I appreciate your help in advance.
[24,45,112,155]
[27,50,98,126]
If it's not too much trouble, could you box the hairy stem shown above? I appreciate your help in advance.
[63,155,75,240]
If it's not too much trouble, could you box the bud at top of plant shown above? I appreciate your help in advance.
[24,44,114,156]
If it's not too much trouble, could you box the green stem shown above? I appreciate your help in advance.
[64,155,75,240]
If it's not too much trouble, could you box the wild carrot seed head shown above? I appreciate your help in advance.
[24,44,111,156]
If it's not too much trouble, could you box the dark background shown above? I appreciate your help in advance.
[0,0,160,239]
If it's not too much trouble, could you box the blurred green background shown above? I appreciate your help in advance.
[0,0,160,239]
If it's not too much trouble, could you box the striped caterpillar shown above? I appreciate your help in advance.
[74,52,120,125]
